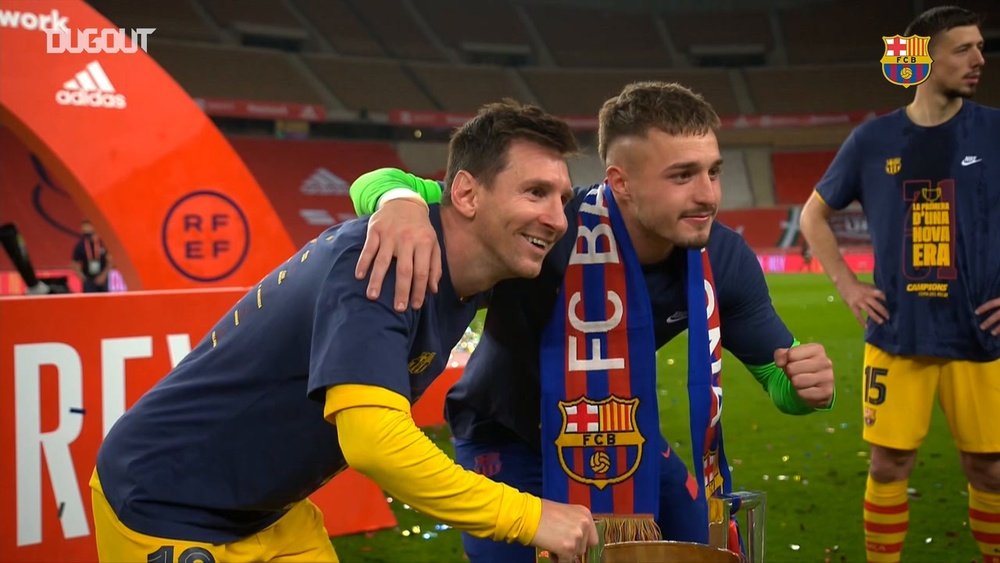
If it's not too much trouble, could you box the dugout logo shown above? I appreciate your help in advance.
[881,35,933,88]
[555,396,644,489]
[162,191,249,282]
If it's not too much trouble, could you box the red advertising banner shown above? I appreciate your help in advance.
[194,97,327,122]
[0,290,414,562]
[390,109,877,131]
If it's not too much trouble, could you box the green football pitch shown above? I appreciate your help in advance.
[332,274,980,563]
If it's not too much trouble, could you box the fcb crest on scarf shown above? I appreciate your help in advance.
[880,34,932,88]
[554,396,645,489]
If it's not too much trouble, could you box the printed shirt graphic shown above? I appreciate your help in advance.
[96,206,485,543]
[445,185,792,449]
[816,102,1000,361]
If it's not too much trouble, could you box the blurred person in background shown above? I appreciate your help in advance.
[71,218,112,292]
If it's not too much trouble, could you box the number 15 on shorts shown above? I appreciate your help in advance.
[865,365,889,406]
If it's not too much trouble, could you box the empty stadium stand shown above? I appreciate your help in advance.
[519,67,740,116]
[409,62,529,112]
[523,3,673,68]
[303,54,438,112]
[152,40,329,104]
[6,0,998,287]
[664,9,774,66]
[294,0,387,57]
[414,0,533,64]
[87,0,220,42]
[745,63,912,114]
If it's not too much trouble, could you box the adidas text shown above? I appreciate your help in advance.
[56,62,127,110]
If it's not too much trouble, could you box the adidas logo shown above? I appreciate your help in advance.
[55,61,126,109]
[300,167,348,195]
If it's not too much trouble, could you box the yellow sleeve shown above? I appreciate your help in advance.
[326,386,542,544]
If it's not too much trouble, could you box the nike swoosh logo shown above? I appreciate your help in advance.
[961,156,982,166]
[666,311,688,323]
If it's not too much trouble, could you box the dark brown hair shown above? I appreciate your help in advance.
[444,99,577,202]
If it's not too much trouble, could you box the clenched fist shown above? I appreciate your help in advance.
[774,343,834,409]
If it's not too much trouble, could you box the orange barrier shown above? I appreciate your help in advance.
[0,0,295,290]
[0,289,469,561]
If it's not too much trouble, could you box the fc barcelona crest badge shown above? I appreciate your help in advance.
[885,157,901,175]
[554,396,645,490]
[881,35,933,88]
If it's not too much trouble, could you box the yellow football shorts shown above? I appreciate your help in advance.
[862,344,1000,452]
[90,470,339,562]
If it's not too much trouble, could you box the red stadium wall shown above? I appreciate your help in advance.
[771,150,837,205]
[1,289,466,562]
[228,137,404,246]
[717,208,793,248]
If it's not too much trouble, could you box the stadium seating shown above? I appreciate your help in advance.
[745,63,911,114]
[87,0,220,42]
[519,67,740,116]
[294,0,387,57]
[523,3,673,68]
[303,54,438,112]
[342,0,445,60]
[152,40,328,104]
[408,62,528,112]
[778,0,913,64]
[664,9,774,66]
[413,0,532,63]
[9,0,998,275]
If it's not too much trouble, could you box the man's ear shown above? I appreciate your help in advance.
[449,170,478,219]
[606,165,629,201]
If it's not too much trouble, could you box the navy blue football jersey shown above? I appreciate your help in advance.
[817,101,1000,361]
[96,205,485,542]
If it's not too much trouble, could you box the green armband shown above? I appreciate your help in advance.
[349,167,443,216]
[745,339,835,415]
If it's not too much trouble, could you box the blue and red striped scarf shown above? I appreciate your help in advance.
[540,183,730,528]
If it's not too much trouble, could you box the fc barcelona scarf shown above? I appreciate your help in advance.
[686,247,733,527]
[539,183,734,544]
[540,184,660,524]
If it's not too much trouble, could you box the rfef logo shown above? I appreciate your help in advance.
[162,191,250,282]
[881,35,933,88]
